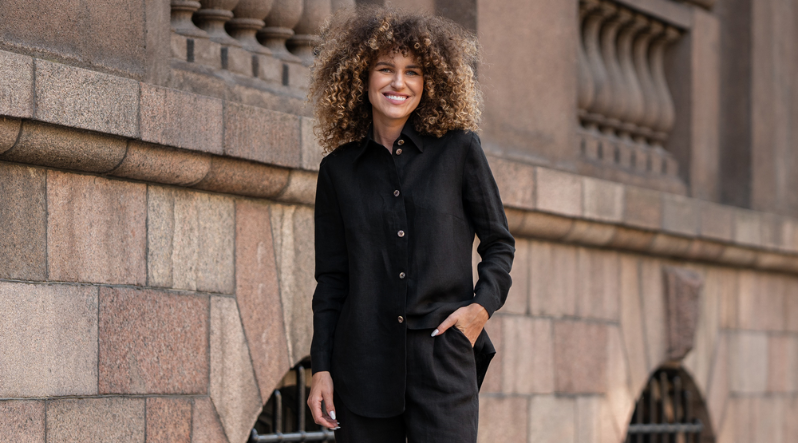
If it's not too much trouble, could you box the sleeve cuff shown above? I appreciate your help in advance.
[472,293,499,318]
[311,352,331,374]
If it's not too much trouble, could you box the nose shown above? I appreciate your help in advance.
[390,71,405,89]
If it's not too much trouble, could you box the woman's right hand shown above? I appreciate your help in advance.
[308,371,340,429]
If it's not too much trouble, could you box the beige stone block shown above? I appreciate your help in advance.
[719,268,739,329]
[147,397,192,443]
[224,102,301,168]
[504,238,529,315]
[553,320,608,393]
[147,186,235,294]
[477,396,528,443]
[0,163,46,280]
[699,201,735,242]
[767,334,797,393]
[639,258,667,371]
[787,276,798,333]
[277,169,317,205]
[706,334,729,431]
[684,266,721,392]
[48,171,146,284]
[489,156,536,211]
[0,116,21,154]
[583,177,624,223]
[192,397,230,443]
[561,220,616,246]
[254,54,282,83]
[193,156,290,199]
[34,60,139,137]
[575,396,619,443]
[480,315,503,394]
[785,396,798,442]
[140,84,224,154]
[528,395,575,443]
[210,296,262,443]
[0,400,44,443]
[731,396,785,443]
[224,46,253,76]
[619,254,648,393]
[47,398,145,443]
[529,241,577,318]
[502,317,554,394]
[300,117,323,171]
[737,271,786,331]
[535,168,582,217]
[0,50,34,118]
[110,141,212,186]
[575,248,620,321]
[270,204,316,363]
[734,209,763,247]
[236,200,291,400]
[661,193,699,236]
[760,213,786,249]
[192,38,223,69]
[730,332,768,393]
[623,186,662,230]
[0,282,98,397]
[172,33,189,61]
[606,326,634,436]
[285,61,310,89]
[3,121,128,173]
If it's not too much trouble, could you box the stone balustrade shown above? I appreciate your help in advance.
[578,0,683,179]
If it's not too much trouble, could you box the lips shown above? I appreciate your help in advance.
[383,93,409,105]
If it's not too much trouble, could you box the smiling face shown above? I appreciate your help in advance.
[368,51,424,129]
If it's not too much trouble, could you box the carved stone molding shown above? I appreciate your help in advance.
[663,266,704,361]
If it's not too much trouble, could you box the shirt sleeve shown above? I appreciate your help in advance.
[310,157,349,374]
[462,132,516,317]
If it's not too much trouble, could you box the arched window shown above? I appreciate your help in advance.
[625,367,714,443]
[249,359,336,442]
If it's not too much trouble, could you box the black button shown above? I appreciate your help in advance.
[399,272,406,279]
[393,190,400,197]
[395,148,403,155]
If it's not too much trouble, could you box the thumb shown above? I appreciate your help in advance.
[432,313,458,337]
[323,389,337,422]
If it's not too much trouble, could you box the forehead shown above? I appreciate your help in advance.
[372,50,420,66]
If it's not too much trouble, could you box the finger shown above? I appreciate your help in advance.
[322,390,340,429]
[308,392,328,426]
[432,313,458,337]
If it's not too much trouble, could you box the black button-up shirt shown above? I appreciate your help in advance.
[311,123,515,417]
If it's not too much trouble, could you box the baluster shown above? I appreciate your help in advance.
[229,0,275,55]
[578,0,598,116]
[172,1,209,37]
[634,21,663,140]
[600,8,633,129]
[289,0,332,66]
[195,0,242,47]
[650,26,681,140]
[259,0,304,62]
[583,2,615,125]
[617,14,648,131]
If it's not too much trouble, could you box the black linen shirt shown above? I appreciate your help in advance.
[310,122,515,417]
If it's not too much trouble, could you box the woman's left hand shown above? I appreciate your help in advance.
[431,303,489,346]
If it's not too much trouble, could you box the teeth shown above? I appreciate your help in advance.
[386,95,407,101]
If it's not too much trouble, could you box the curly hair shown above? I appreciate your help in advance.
[308,6,482,154]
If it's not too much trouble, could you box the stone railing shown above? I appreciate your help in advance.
[578,0,683,179]
[170,0,350,88]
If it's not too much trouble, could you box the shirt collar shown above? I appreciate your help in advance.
[354,119,425,162]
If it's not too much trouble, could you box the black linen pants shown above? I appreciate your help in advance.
[333,328,479,443]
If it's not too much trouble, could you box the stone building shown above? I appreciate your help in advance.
[0,0,796,442]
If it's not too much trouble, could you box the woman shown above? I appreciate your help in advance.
[306,7,515,443]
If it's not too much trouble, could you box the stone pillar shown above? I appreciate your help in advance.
[229,0,274,55]
[195,0,242,47]
[288,0,332,66]
[171,1,209,37]
[259,0,304,62]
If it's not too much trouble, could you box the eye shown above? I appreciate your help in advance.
[406,70,421,76]
[378,67,393,73]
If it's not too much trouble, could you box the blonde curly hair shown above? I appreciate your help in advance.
[308,6,482,154]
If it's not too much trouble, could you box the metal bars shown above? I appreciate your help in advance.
[625,368,706,443]
[250,363,336,442]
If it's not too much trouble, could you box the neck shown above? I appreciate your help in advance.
[372,113,408,152]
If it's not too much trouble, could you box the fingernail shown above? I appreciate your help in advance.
[333,426,341,430]
[329,411,336,420]
[431,329,439,337]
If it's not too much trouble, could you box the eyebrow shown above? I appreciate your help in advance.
[374,61,422,70]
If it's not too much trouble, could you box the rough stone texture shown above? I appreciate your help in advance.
[535,168,582,217]
[286,62,311,89]
[34,59,139,137]
[224,102,302,168]
[2,121,128,173]
[255,54,282,84]
[767,334,797,393]
[480,315,503,394]
[489,156,536,211]
[140,84,224,154]
[300,117,323,171]
[0,282,98,397]
[110,141,212,186]
[582,177,623,223]
[730,332,768,393]
[193,156,290,199]
[99,287,209,394]
[236,200,291,400]
[277,169,317,205]
[529,241,577,318]
[0,117,21,155]
[147,186,235,294]
[528,395,575,443]
[606,326,634,436]
[734,209,763,247]
[619,255,648,393]
[0,400,44,443]
[192,398,230,443]
[553,320,608,393]
[575,396,620,443]
[224,47,252,76]
[504,238,530,314]
[787,277,798,332]
[706,334,729,431]
[623,186,662,230]
[663,266,704,360]
[0,50,34,118]
[684,266,720,392]
[146,397,192,443]
[192,38,224,69]
[476,396,528,443]
[270,204,316,363]
[662,193,699,236]
[48,171,146,285]
[639,258,667,371]
[501,317,554,394]
[699,201,735,241]
[719,268,739,329]
[728,397,786,443]
[561,219,616,246]
[737,271,786,331]
[0,163,46,280]
[210,296,262,443]
[575,247,620,321]
[47,398,145,443]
